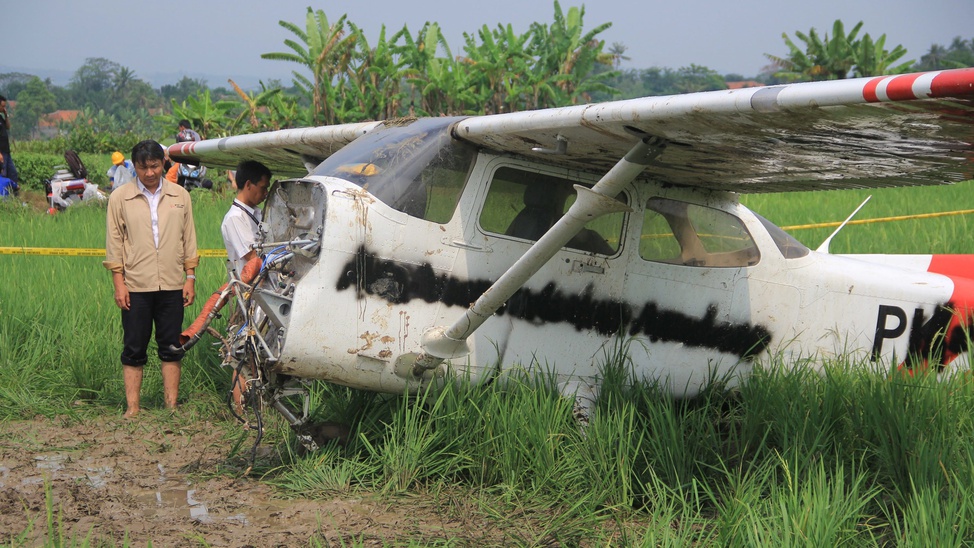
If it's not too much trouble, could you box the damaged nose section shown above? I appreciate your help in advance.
[181,179,339,455]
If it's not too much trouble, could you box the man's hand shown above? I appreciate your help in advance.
[114,285,130,310]
[183,279,196,307]
[112,273,129,310]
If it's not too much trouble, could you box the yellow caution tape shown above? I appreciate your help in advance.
[0,247,228,257]
[199,249,229,258]
[0,247,106,256]
[781,208,974,231]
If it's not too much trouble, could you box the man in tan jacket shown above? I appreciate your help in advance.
[104,140,199,417]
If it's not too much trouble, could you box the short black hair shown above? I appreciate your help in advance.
[178,119,192,129]
[235,160,272,191]
[0,95,6,102]
[131,140,165,166]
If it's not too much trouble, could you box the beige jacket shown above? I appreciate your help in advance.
[103,180,199,292]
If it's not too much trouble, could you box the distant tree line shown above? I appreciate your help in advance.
[1,2,971,156]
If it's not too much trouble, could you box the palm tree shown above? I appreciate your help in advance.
[917,44,951,71]
[607,42,630,70]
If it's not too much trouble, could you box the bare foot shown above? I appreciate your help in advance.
[123,408,139,418]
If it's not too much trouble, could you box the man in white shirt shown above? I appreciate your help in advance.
[220,160,271,414]
[221,160,271,275]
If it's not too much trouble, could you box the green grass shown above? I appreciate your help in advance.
[4,179,974,545]
[741,181,974,254]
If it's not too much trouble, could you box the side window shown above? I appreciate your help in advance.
[480,167,625,255]
[640,198,759,267]
[640,208,683,263]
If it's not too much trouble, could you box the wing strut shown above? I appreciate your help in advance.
[411,136,665,375]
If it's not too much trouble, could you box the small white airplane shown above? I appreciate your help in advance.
[171,68,974,449]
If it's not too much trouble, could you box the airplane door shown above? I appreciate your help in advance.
[465,161,630,381]
[623,197,766,395]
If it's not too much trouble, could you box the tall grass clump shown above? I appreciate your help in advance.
[885,471,974,546]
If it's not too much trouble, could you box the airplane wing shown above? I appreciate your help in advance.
[168,121,382,178]
[170,68,974,193]
[456,68,974,193]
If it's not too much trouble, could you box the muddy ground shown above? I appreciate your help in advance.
[0,412,505,546]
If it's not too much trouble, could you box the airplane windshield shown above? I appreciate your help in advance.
[312,117,475,223]
[752,211,810,259]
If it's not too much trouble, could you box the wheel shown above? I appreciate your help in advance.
[64,150,88,180]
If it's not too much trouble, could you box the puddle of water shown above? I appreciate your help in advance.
[226,514,249,525]
[85,466,113,489]
[136,481,212,523]
[129,472,303,527]
[34,454,67,472]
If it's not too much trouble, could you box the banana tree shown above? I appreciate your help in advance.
[398,22,475,116]
[262,7,355,125]
[766,20,863,81]
[529,1,615,104]
[341,22,410,121]
[164,89,238,139]
[851,33,913,77]
[227,78,284,132]
[462,23,535,113]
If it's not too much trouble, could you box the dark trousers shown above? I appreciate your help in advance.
[1,153,17,183]
[120,290,185,366]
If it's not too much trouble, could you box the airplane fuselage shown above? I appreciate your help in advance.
[250,123,973,400]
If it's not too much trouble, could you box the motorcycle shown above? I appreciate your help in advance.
[45,150,105,212]
[173,127,213,192]
[175,161,213,191]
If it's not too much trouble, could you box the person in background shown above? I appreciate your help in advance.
[161,142,173,174]
[0,95,18,186]
[167,123,202,185]
[104,140,199,417]
[0,152,18,198]
[176,119,201,143]
[107,151,136,191]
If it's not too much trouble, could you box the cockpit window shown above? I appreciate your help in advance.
[640,197,759,267]
[480,167,625,255]
[313,117,475,223]
[753,211,810,259]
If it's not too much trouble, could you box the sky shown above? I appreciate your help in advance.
[2,0,972,89]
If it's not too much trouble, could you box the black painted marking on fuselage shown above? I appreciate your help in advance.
[905,303,972,370]
[336,246,771,359]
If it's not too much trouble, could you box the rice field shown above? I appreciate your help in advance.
[3,178,974,546]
